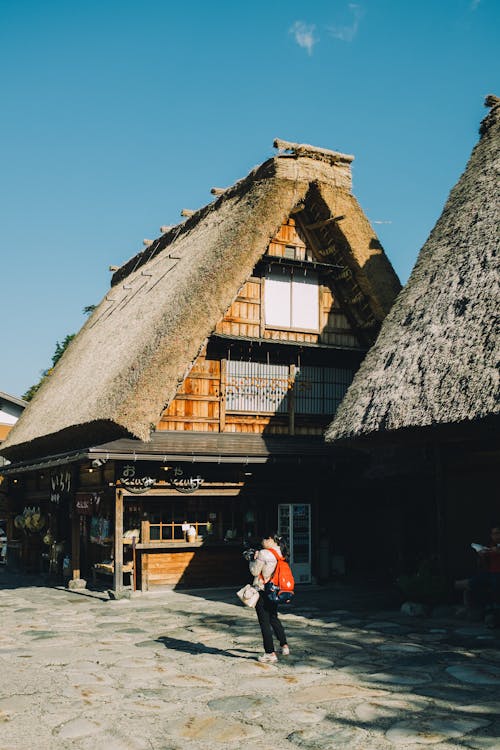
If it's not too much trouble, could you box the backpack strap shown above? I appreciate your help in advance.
[258,547,281,584]
[267,547,282,561]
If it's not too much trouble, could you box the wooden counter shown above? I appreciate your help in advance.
[137,543,249,590]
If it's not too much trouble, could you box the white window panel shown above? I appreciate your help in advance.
[265,271,291,327]
[291,273,319,330]
[265,268,319,331]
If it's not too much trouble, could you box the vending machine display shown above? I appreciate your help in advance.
[278,503,311,583]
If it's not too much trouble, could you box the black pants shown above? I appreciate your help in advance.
[255,592,287,653]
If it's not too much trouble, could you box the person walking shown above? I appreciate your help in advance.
[249,532,290,663]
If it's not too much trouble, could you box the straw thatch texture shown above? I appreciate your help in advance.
[326,98,500,442]
[313,184,400,319]
[3,149,398,460]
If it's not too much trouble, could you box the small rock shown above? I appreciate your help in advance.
[431,604,456,618]
[207,695,273,712]
[446,664,500,686]
[67,578,87,590]
[55,717,102,739]
[171,715,263,741]
[108,589,131,600]
[386,717,490,745]
[400,602,427,617]
[288,721,369,749]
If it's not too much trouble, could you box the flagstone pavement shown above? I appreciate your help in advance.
[0,572,499,750]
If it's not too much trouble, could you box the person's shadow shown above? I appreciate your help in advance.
[155,635,254,659]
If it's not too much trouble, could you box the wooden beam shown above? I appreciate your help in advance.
[220,359,227,433]
[289,364,296,436]
[259,276,266,338]
[305,216,344,230]
[433,442,447,577]
[181,209,195,217]
[210,187,226,196]
[295,212,371,348]
[132,536,137,593]
[113,488,124,593]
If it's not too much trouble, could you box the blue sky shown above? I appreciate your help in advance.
[1,0,498,398]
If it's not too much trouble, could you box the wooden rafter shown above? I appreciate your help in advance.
[294,205,377,348]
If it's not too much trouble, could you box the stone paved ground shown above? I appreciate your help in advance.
[1,572,499,750]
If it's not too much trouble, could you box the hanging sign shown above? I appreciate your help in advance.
[75,492,103,516]
[50,469,72,505]
[167,466,204,494]
[118,464,156,494]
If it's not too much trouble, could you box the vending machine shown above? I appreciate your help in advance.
[277,503,311,583]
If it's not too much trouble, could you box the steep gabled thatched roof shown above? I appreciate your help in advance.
[2,143,400,461]
[326,97,500,443]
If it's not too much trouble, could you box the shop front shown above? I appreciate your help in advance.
[113,459,319,592]
[1,432,333,591]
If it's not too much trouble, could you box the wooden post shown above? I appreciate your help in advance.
[433,442,447,577]
[113,488,124,593]
[289,364,296,436]
[220,358,226,433]
[132,536,137,593]
[71,509,80,581]
[259,277,266,338]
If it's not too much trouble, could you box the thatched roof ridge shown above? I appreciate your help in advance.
[326,96,500,442]
[273,138,354,165]
[2,145,398,460]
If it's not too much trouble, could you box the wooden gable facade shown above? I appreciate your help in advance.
[1,142,401,593]
[160,218,364,437]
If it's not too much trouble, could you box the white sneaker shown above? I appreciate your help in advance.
[258,652,278,663]
[280,645,290,656]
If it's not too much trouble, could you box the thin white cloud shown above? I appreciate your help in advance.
[373,220,393,225]
[290,21,318,56]
[327,3,365,42]
[470,0,481,9]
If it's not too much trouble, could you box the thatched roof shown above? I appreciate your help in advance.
[326,96,500,443]
[2,142,400,461]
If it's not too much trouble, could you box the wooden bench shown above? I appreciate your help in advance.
[92,561,133,585]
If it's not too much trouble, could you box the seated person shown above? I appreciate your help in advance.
[0,527,6,564]
[455,525,500,610]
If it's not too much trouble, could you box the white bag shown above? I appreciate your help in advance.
[236,583,259,608]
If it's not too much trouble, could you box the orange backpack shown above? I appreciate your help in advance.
[265,547,295,604]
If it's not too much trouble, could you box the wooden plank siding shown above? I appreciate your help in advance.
[157,218,362,434]
[266,216,309,260]
[159,356,220,432]
[214,278,261,338]
[139,546,248,589]
[158,351,345,437]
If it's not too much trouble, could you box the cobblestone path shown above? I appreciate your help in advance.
[0,577,499,749]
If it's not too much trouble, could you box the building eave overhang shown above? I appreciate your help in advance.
[0,433,347,475]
